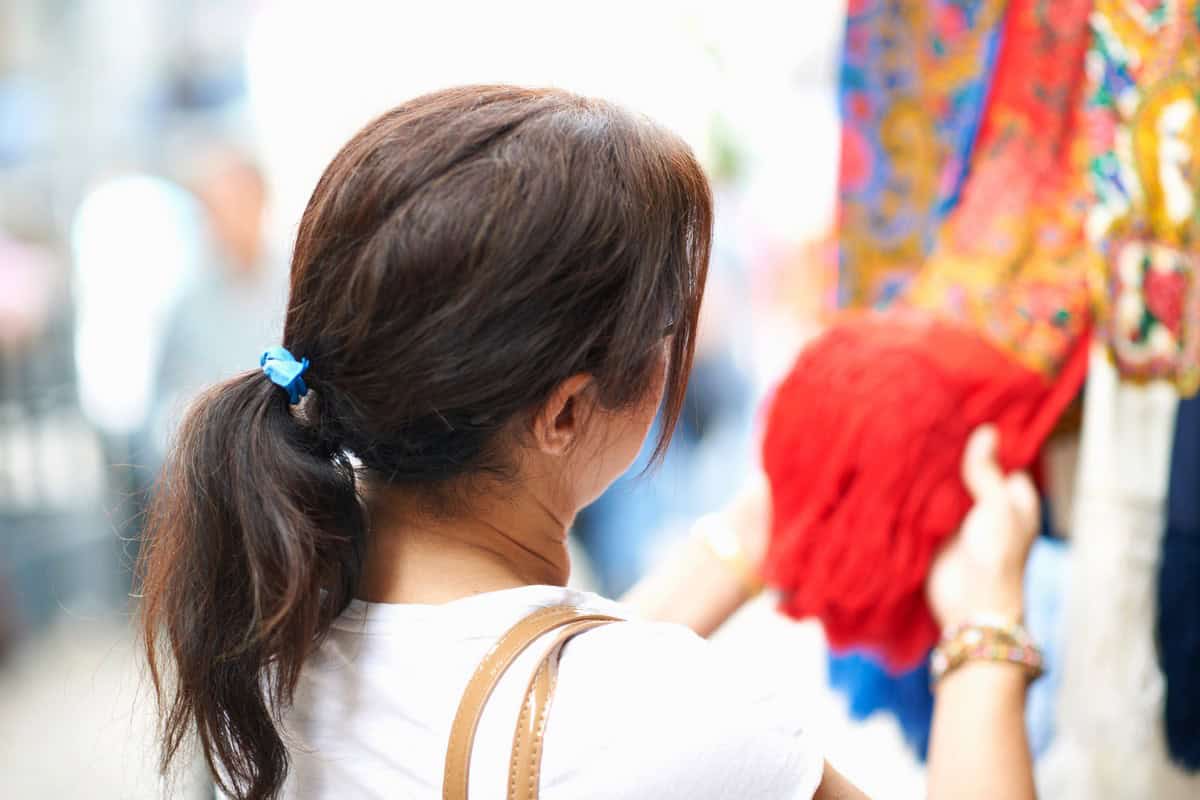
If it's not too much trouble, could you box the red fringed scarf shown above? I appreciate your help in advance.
[763,314,1090,669]
[763,0,1097,670]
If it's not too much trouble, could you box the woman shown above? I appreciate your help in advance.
[141,86,1041,800]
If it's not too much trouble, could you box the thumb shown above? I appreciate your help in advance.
[962,425,1006,503]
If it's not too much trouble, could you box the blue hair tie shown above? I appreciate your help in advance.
[260,346,310,404]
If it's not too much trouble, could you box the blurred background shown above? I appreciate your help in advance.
[0,0,928,796]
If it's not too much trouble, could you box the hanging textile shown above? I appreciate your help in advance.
[1081,0,1200,776]
[1040,348,1200,799]
[837,0,1006,307]
[764,0,1095,671]
[763,313,1089,669]
[1158,390,1200,769]
[905,0,1099,375]
[1087,0,1200,394]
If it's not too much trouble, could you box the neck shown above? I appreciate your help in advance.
[358,481,573,605]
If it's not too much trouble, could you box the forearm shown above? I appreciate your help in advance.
[927,662,1035,800]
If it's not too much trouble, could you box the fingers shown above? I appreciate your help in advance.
[962,426,1040,537]
[961,425,1006,503]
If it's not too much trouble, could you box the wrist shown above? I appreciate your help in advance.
[935,586,1024,630]
[693,513,764,600]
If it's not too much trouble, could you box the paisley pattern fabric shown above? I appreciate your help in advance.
[836,0,1006,308]
[906,0,1099,376]
[1087,0,1200,394]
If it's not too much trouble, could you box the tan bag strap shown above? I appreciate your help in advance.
[442,606,622,800]
[506,618,615,800]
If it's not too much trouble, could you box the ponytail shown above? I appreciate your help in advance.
[139,372,364,799]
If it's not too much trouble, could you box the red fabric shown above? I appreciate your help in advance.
[761,311,1090,671]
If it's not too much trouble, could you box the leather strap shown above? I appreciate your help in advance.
[507,618,616,800]
[442,606,621,800]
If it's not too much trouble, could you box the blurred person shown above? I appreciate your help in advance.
[152,144,287,450]
[0,232,59,660]
[139,87,1042,800]
[0,234,56,351]
[72,174,202,563]
[0,233,59,509]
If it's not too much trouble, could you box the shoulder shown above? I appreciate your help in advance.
[540,619,823,800]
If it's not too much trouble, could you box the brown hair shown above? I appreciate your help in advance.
[138,85,712,799]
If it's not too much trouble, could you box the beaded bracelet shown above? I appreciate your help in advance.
[931,616,1044,686]
[940,614,1036,650]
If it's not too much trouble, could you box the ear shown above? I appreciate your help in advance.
[532,374,596,456]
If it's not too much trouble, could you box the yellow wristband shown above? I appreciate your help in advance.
[694,513,765,598]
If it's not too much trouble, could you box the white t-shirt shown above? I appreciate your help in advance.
[280,585,823,799]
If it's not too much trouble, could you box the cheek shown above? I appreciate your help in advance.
[610,354,671,469]
[578,413,651,507]
[574,357,670,507]
[647,348,670,413]
[630,366,666,443]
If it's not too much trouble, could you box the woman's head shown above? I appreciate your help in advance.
[140,85,711,799]
[289,84,710,507]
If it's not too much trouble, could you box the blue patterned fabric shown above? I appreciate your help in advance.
[836,0,1005,307]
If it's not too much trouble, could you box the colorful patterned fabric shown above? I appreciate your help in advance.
[836,0,1006,308]
[906,0,1099,376]
[1087,0,1200,395]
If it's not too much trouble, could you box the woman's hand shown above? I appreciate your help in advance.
[926,426,1040,627]
[926,425,1040,800]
